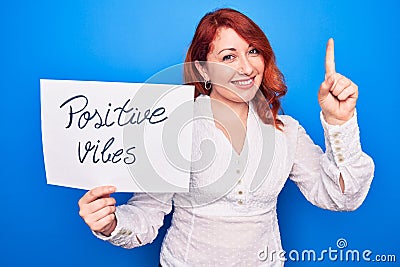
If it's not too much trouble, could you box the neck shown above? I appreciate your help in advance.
[209,91,249,122]
[208,91,249,155]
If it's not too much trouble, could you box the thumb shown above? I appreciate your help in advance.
[319,74,335,98]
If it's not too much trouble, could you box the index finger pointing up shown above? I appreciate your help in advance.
[325,38,336,76]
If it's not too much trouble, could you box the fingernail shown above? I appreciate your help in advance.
[109,186,116,192]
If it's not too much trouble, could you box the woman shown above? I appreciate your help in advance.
[78,8,374,266]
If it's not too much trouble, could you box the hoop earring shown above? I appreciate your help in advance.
[204,80,211,90]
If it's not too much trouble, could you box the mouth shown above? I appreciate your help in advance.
[231,77,255,89]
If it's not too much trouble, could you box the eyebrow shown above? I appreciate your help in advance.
[217,44,253,55]
[217,48,236,55]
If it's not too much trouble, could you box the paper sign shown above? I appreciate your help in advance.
[40,79,194,192]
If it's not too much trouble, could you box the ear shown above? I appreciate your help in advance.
[195,60,209,81]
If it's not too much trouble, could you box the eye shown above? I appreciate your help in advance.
[249,48,260,55]
[222,54,235,62]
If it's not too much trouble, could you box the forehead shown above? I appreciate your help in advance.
[210,27,250,52]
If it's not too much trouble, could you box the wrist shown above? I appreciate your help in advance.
[322,111,354,126]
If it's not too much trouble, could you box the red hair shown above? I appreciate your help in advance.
[184,8,287,130]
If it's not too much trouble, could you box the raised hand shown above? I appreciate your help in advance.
[318,38,358,125]
[78,186,117,236]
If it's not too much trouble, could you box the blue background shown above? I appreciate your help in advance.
[1,0,398,266]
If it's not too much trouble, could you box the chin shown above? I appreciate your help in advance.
[212,83,258,104]
[235,87,258,103]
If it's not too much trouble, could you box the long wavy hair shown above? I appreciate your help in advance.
[184,8,287,130]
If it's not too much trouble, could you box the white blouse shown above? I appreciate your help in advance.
[95,95,374,267]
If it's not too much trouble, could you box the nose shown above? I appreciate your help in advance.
[237,56,254,76]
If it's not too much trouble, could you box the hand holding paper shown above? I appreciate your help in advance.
[78,186,117,236]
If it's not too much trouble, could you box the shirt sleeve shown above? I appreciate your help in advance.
[288,111,375,211]
[92,192,174,248]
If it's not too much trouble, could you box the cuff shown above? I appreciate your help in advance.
[320,110,362,167]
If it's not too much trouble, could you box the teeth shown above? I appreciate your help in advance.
[233,79,252,86]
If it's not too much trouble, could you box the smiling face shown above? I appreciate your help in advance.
[200,27,265,104]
